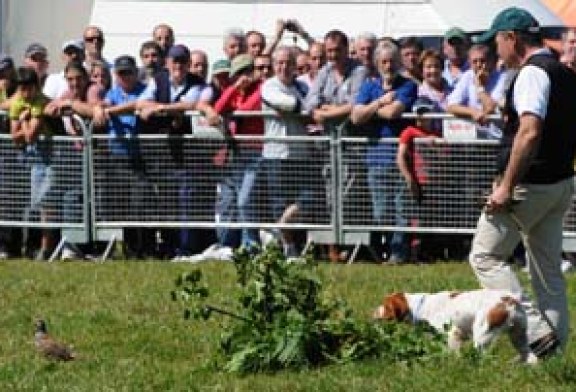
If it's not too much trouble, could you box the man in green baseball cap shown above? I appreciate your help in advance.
[474,6,540,44]
[469,6,576,363]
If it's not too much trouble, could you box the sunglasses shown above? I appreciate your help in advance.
[29,55,48,63]
[255,65,271,71]
[117,69,135,76]
[84,36,103,43]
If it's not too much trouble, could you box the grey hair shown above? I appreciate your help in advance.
[272,45,296,63]
[223,28,245,45]
[190,49,208,59]
[468,43,496,62]
[355,32,377,45]
[373,40,400,69]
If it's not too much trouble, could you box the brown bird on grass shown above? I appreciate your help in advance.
[34,319,76,361]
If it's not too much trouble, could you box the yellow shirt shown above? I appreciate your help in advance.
[9,93,51,135]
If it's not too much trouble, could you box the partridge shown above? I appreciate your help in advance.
[34,319,76,361]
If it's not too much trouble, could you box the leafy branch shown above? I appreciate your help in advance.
[171,244,446,373]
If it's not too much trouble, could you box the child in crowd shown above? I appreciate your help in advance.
[396,96,440,203]
[9,67,54,260]
[396,96,441,262]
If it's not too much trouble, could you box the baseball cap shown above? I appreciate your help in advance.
[229,54,253,78]
[114,55,137,72]
[212,59,231,75]
[167,44,190,61]
[62,39,84,53]
[475,7,540,44]
[444,27,467,43]
[0,53,14,72]
[25,43,48,58]
[412,96,436,115]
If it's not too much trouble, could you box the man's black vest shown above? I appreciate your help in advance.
[500,53,576,184]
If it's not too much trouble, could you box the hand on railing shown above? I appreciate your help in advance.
[138,106,160,121]
[92,106,109,128]
[204,110,223,127]
[471,108,490,126]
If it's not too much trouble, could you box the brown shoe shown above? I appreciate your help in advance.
[328,244,345,263]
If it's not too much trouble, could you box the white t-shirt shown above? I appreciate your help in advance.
[513,65,550,120]
[42,71,68,99]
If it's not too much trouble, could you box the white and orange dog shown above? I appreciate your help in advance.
[374,289,537,363]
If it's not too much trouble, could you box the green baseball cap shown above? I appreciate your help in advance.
[475,7,540,43]
[212,59,231,75]
[229,54,253,78]
[444,27,467,43]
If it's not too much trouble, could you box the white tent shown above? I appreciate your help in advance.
[0,0,565,70]
[90,0,565,67]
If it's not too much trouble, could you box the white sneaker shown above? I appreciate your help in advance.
[172,244,231,263]
[200,244,222,258]
[171,255,185,262]
[287,256,306,264]
[212,246,233,261]
[259,230,278,248]
[561,259,574,273]
[61,247,78,261]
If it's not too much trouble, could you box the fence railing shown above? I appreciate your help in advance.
[1,110,576,258]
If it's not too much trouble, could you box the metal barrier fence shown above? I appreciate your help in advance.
[89,131,334,236]
[340,138,498,234]
[1,110,576,257]
[0,119,89,233]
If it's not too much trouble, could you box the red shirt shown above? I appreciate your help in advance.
[214,81,263,137]
[399,126,440,184]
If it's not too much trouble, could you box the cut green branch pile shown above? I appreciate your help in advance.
[172,245,446,373]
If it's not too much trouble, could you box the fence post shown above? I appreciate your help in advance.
[329,122,342,246]
[83,117,94,245]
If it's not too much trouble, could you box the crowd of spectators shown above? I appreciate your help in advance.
[0,20,575,263]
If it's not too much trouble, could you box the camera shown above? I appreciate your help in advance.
[285,20,298,33]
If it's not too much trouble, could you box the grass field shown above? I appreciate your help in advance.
[1,259,576,391]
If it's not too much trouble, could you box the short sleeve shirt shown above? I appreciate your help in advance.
[104,82,147,154]
[9,94,49,120]
[513,60,551,119]
[355,74,418,166]
[355,75,418,137]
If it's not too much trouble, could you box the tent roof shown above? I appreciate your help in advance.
[383,0,565,36]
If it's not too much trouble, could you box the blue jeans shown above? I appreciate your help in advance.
[216,150,261,248]
[263,158,319,222]
[367,164,408,260]
[264,159,286,221]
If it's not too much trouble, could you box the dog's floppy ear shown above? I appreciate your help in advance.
[375,292,409,321]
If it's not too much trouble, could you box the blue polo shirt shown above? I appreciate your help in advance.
[105,82,147,155]
[355,74,417,165]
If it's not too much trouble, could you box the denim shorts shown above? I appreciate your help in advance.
[30,163,53,209]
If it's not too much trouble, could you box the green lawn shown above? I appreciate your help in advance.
[1,260,576,391]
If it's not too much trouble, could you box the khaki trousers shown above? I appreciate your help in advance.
[469,177,573,347]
